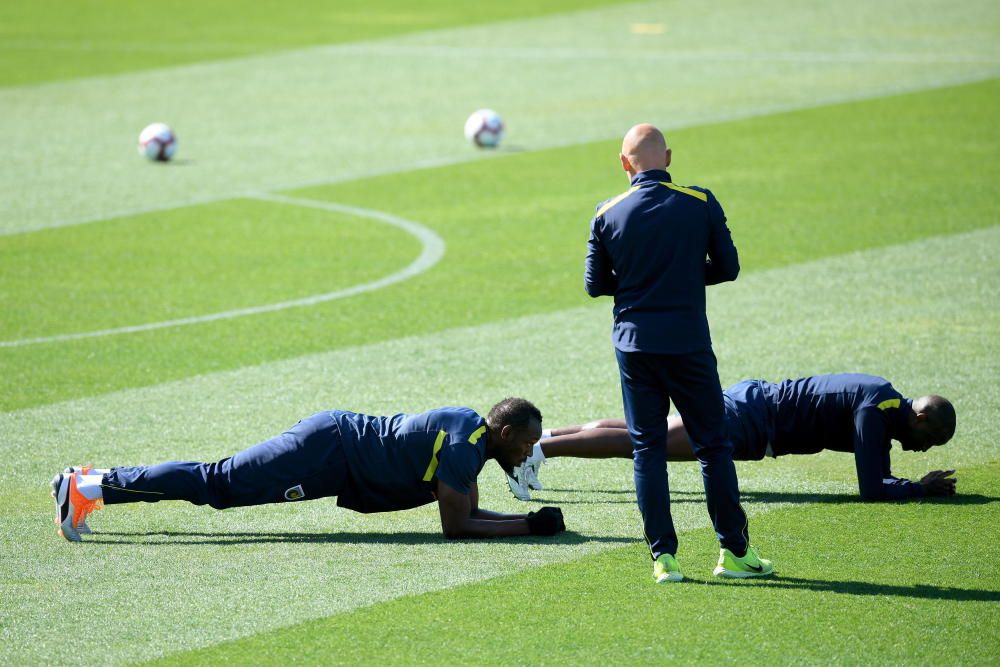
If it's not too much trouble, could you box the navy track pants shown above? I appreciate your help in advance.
[101,412,347,509]
[616,348,749,559]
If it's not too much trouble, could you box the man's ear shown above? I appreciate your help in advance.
[915,411,929,423]
[620,153,631,173]
[499,423,513,440]
[664,148,672,168]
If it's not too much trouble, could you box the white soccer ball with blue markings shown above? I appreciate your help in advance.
[464,109,504,148]
[138,122,178,162]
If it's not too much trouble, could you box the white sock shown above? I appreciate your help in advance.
[77,473,105,501]
[532,441,546,463]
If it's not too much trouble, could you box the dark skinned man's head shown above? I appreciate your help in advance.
[900,395,956,452]
[486,397,543,474]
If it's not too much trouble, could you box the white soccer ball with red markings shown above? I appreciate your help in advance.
[464,109,504,148]
[138,122,178,161]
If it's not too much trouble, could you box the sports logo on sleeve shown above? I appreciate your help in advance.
[284,485,306,501]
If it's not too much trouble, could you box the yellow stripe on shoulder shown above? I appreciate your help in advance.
[659,182,707,202]
[877,398,901,411]
[595,186,640,217]
[422,430,447,481]
[468,425,486,445]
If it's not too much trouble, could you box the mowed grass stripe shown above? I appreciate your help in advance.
[1,79,997,411]
[149,462,1000,666]
[5,1,996,234]
[0,0,634,86]
[1,227,996,665]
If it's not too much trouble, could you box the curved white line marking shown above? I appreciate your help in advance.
[0,193,445,348]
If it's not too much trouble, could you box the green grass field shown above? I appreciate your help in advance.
[1,1,998,664]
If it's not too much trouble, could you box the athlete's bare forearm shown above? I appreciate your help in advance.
[444,516,531,538]
[471,507,529,521]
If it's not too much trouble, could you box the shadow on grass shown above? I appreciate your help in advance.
[724,491,995,506]
[545,488,635,495]
[696,575,1000,602]
[89,529,634,547]
[538,489,862,505]
[917,493,998,505]
[535,496,636,504]
[542,489,998,506]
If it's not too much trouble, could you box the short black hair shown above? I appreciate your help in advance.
[925,395,956,444]
[486,397,542,430]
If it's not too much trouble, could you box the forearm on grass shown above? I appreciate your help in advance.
[438,480,531,538]
[471,507,529,521]
[443,516,531,539]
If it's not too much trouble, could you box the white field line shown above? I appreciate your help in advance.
[0,193,445,348]
[2,70,995,239]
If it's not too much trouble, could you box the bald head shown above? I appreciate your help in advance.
[620,123,671,175]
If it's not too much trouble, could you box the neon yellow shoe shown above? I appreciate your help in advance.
[653,553,684,583]
[713,545,774,578]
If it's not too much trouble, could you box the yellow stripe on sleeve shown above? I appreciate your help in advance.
[659,182,708,202]
[877,398,901,411]
[422,430,447,481]
[595,186,640,217]
[468,425,486,445]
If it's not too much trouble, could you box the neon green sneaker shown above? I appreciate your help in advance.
[653,553,684,583]
[713,545,774,578]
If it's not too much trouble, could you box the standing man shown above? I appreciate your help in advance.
[51,398,567,543]
[585,124,772,582]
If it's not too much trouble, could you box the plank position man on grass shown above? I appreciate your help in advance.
[51,398,566,542]
[507,374,957,502]
[585,123,771,583]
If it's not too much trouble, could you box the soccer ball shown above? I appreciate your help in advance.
[464,109,504,148]
[138,122,178,161]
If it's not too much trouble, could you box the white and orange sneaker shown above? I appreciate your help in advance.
[61,467,108,534]
[51,467,104,542]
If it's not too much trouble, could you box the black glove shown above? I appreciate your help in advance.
[526,506,566,536]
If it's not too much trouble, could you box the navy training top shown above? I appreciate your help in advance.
[761,374,924,500]
[584,169,739,354]
[330,407,488,513]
